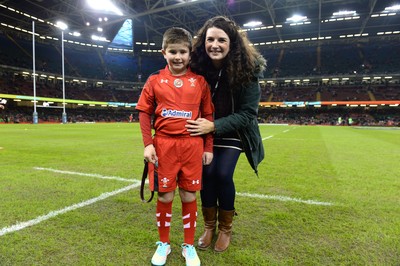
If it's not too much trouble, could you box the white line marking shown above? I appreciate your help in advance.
[34,167,135,183]
[259,123,289,126]
[236,192,333,206]
[33,168,333,205]
[262,135,274,141]
[283,129,290,133]
[0,167,332,237]
[0,183,140,237]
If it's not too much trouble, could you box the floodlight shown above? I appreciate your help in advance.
[385,5,400,12]
[243,21,262,27]
[86,0,123,16]
[56,21,68,30]
[91,35,107,41]
[286,15,307,23]
[333,10,356,17]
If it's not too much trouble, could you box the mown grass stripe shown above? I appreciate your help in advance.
[0,183,140,237]
[34,167,332,206]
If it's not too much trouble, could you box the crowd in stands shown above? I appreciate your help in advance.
[2,31,400,81]
[262,41,400,77]
[261,83,400,102]
[0,67,142,103]
[0,105,137,124]
[258,108,399,126]
[1,30,399,126]
[1,105,399,127]
[2,67,399,104]
[0,32,165,82]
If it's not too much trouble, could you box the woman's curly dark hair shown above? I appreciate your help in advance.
[190,16,266,91]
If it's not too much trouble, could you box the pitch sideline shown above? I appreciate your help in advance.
[1,166,333,237]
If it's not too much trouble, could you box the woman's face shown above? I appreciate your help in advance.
[205,27,230,67]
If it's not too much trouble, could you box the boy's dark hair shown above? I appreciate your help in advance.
[162,27,192,50]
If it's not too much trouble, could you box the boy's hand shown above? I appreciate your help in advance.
[144,144,158,165]
[202,152,213,165]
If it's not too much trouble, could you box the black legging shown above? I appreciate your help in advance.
[200,147,241,210]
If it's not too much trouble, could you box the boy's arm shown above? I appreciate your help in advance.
[139,111,158,164]
[200,81,214,153]
[139,111,153,146]
[203,116,214,153]
[202,111,214,164]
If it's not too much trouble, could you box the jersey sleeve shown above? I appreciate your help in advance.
[200,77,214,153]
[137,76,156,146]
[136,78,155,114]
[139,111,153,147]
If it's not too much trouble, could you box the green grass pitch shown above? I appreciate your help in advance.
[0,123,399,265]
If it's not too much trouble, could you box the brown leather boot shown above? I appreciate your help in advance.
[214,209,235,252]
[197,206,217,250]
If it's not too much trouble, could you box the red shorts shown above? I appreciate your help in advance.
[148,135,204,192]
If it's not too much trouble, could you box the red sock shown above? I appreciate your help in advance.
[156,200,172,243]
[182,199,197,245]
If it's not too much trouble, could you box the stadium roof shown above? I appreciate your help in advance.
[1,0,399,52]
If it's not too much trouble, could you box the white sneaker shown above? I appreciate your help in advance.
[181,243,201,266]
[151,241,171,266]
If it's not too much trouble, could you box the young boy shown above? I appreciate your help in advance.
[136,27,214,266]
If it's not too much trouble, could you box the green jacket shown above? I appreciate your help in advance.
[213,75,264,175]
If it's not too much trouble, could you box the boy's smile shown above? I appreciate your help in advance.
[162,42,191,75]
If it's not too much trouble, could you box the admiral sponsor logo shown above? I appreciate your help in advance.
[161,108,192,118]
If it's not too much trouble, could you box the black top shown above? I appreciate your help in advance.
[208,68,242,150]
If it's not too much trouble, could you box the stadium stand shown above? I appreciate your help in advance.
[0,0,399,126]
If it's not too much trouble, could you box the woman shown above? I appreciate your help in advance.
[186,16,266,252]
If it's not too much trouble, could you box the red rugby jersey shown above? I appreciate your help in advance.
[136,66,214,152]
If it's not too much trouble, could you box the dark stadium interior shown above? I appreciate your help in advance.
[1,0,399,46]
[0,0,399,126]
